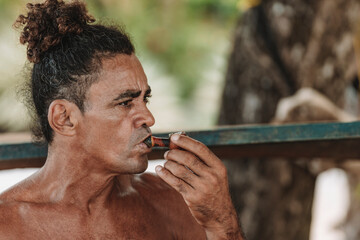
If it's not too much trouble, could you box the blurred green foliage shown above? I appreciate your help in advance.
[86,0,239,101]
[0,0,239,102]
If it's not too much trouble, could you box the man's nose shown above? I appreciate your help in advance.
[134,106,155,128]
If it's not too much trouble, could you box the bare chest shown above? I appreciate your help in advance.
[88,209,180,240]
[14,205,195,240]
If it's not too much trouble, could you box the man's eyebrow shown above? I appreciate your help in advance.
[113,86,151,101]
[113,90,141,101]
[145,87,152,96]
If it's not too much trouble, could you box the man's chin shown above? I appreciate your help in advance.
[130,155,149,173]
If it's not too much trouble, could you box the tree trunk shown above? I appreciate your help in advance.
[218,0,360,239]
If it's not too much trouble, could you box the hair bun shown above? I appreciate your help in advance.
[14,0,95,63]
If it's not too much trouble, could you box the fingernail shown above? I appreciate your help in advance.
[164,150,170,159]
[171,134,180,141]
[155,165,162,172]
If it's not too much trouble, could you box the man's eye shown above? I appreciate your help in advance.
[119,100,132,107]
[144,95,152,104]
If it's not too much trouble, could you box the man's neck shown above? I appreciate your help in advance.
[25,144,134,213]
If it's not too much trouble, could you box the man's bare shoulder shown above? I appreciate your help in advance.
[0,196,24,238]
[0,198,21,219]
[0,178,40,237]
[0,184,26,214]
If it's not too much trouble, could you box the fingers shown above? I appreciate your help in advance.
[163,160,196,186]
[170,134,222,167]
[165,149,207,176]
[155,165,193,194]
[156,134,238,235]
[157,149,212,196]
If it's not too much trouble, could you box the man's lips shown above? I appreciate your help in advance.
[140,134,152,148]
[143,136,153,148]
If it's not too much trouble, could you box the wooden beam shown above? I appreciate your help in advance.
[1,121,360,170]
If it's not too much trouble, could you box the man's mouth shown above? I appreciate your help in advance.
[143,136,153,148]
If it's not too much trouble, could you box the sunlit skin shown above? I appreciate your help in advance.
[0,54,242,239]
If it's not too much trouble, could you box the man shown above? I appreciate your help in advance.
[0,0,244,239]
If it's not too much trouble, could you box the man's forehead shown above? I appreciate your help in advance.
[101,54,141,72]
[85,54,149,105]
[92,54,147,88]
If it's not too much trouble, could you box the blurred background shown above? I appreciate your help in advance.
[1,0,360,240]
[0,0,239,131]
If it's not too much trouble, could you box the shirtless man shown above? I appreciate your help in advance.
[0,0,244,239]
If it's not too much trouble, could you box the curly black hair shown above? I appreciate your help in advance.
[14,0,135,144]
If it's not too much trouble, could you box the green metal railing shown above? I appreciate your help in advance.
[1,121,360,170]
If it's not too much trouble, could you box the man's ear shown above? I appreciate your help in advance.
[48,99,80,137]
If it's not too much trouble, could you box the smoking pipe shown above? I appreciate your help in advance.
[143,136,177,149]
[144,132,186,149]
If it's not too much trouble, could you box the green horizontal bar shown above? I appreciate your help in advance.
[1,121,360,161]
[0,143,47,161]
[157,121,360,146]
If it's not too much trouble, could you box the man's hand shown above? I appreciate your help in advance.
[155,134,244,240]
